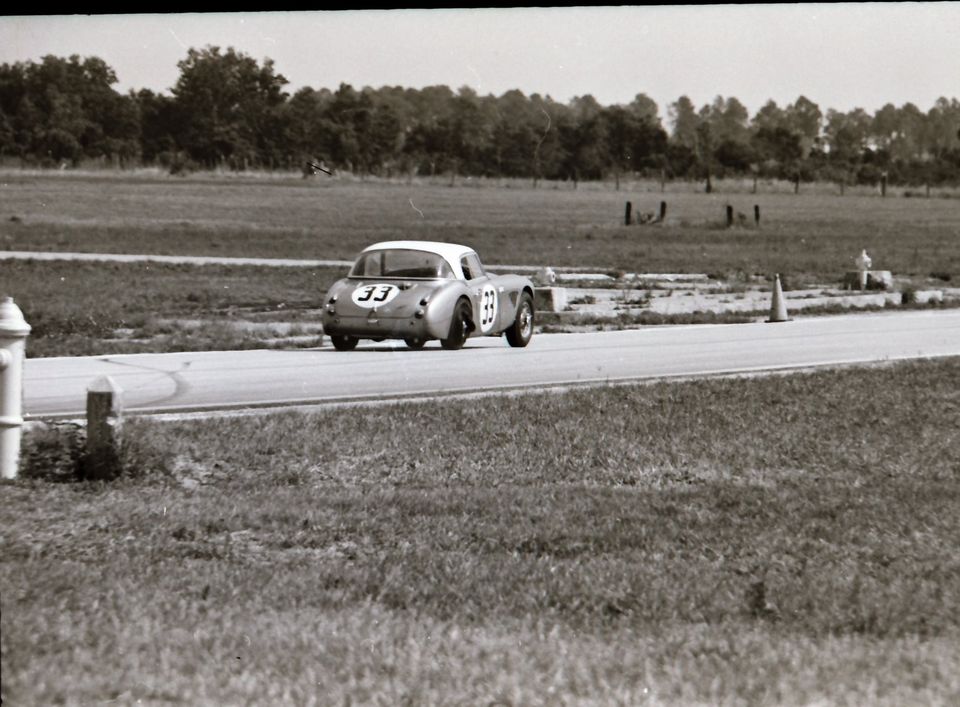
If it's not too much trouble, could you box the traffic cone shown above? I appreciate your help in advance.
[767,274,790,322]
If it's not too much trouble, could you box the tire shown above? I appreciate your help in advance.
[440,299,472,350]
[505,292,534,348]
[404,336,427,349]
[330,334,359,351]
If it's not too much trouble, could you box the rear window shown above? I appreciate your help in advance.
[350,249,454,279]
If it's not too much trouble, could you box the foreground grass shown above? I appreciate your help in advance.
[2,173,959,280]
[2,259,345,357]
[3,358,959,704]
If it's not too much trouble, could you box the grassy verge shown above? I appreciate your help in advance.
[3,358,959,704]
[3,174,959,279]
[3,259,346,357]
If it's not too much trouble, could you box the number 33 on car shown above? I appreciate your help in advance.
[321,240,536,351]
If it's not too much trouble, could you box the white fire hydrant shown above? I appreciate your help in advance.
[1,297,31,479]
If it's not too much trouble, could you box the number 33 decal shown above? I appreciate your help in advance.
[479,284,498,333]
[351,283,400,307]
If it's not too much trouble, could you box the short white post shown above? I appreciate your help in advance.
[855,249,873,291]
[85,376,124,481]
[0,297,31,480]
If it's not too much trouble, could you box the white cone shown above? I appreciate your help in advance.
[767,274,789,323]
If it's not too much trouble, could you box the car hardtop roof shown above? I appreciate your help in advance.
[360,240,477,266]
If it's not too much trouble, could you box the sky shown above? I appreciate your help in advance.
[1,6,959,122]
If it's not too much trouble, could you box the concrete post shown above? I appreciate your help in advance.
[854,249,873,291]
[1,297,31,480]
[85,376,124,481]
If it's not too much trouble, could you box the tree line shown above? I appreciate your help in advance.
[1,46,959,187]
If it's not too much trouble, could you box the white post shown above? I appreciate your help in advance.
[0,297,31,479]
[854,249,873,291]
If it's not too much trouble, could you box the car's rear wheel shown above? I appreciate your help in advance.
[404,336,426,349]
[330,334,359,351]
[505,292,534,348]
[441,299,472,350]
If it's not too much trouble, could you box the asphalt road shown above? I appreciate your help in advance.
[22,310,960,419]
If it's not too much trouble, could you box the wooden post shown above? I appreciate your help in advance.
[85,376,124,481]
[726,205,734,228]
[881,171,888,197]
[624,201,632,226]
[659,200,667,223]
[754,205,761,228]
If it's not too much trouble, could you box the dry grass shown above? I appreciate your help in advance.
[2,259,343,357]
[2,172,959,279]
[3,358,960,704]
[3,172,959,356]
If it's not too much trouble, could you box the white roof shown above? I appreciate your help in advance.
[361,240,475,260]
[360,240,476,270]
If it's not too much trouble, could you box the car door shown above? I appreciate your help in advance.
[460,252,501,335]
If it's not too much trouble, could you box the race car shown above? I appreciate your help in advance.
[321,240,535,351]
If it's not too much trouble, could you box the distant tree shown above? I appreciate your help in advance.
[751,125,802,175]
[445,86,491,180]
[489,89,538,178]
[0,106,13,157]
[703,95,750,145]
[628,93,660,124]
[824,107,871,164]
[560,95,607,186]
[171,45,289,169]
[529,94,566,183]
[0,55,140,165]
[714,138,756,172]
[783,96,822,157]
[926,97,960,156]
[668,95,698,150]
[365,95,403,176]
[601,105,634,189]
[752,100,786,133]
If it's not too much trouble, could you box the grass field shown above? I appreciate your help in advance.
[3,171,958,357]
[3,171,959,278]
[2,258,343,357]
[3,358,959,704]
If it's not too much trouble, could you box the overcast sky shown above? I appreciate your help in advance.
[2,6,959,121]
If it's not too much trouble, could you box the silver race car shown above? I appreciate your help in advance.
[322,240,535,350]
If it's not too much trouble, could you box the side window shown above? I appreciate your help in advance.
[460,253,485,281]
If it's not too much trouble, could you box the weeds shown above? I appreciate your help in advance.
[4,359,959,704]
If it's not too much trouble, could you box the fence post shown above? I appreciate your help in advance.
[659,200,667,224]
[726,205,734,228]
[881,171,888,197]
[754,205,761,228]
[624,201,632,226]
[84,376,124,481]
[0,297,31,480]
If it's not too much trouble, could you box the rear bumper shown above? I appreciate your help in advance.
[323,314,434,340]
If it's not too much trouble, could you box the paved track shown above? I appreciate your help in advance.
[23,310,960,419]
